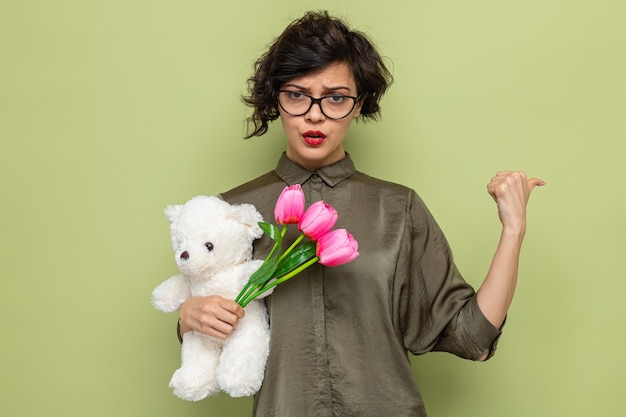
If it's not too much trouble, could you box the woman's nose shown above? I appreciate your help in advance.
[305,102,326,122]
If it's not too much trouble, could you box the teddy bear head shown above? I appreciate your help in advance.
[164,196,263,279]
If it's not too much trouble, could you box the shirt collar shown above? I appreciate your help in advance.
[275,152,356,187]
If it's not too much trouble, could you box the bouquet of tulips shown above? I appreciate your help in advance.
[235,184,359,308]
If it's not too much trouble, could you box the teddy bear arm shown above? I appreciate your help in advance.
[152,274,191,313]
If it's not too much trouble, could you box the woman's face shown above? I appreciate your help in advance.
[278,62,362,171]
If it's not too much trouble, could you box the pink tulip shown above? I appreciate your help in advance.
[316,229,359,267]
[274,184,305,224]
[298,201,338,241]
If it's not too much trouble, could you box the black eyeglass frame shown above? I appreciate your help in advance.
[277,90,362,120]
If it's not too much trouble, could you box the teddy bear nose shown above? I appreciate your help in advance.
[180,251,189,260]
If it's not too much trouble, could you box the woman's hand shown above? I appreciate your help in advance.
[487,171,545,233]
[179,295,245,340]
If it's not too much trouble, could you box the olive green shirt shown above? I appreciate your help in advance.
[221,153,501,417]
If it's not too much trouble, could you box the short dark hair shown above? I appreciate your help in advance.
[243,10,393,138]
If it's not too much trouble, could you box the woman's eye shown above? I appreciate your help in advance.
[204,242,214,252]
[289,92,305,99]
[328,95,346,103]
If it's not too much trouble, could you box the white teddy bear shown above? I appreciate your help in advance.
[152,195,270,401]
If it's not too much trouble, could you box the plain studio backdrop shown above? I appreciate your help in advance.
[1,1,624,416]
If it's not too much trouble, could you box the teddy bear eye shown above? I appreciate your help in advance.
[204,242,214,252]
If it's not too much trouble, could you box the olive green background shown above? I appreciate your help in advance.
[1,1,624,416]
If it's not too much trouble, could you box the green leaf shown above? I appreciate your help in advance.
[273,241,317,278]
[248,254,279,285]
[259,222,283,245]
[247,223,285,286]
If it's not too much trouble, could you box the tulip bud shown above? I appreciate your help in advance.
[274,184,305,224]
[316,229,359,267]
[298,201,338,241]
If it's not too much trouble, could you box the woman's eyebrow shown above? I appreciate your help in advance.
[282,83,352,93]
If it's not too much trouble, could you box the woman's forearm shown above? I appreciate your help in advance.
[477,226,525,328]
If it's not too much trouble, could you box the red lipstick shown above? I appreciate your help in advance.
[303,130,326,146]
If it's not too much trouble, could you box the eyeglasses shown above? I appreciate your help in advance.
[278,90,361,120]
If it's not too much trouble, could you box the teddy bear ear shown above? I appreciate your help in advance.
[230,203,264,239]
[164,204,182,223]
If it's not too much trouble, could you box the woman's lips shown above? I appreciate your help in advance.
[303,130,326,146]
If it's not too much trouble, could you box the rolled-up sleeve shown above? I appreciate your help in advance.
[396,190,502,361]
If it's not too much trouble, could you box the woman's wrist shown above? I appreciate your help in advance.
[501,223,526,242]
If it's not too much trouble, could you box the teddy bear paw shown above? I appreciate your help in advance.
[218,378,261,398]
[216,367,262,398]
[169,367,219,401]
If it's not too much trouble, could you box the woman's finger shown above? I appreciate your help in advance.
[527,177,546,193]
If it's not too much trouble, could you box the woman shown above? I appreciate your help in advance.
[178,11,544,417]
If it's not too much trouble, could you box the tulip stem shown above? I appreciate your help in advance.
[279,234,305,263]
[265,225,287,261]
[235,282,255,305]
[239,256,319,308]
